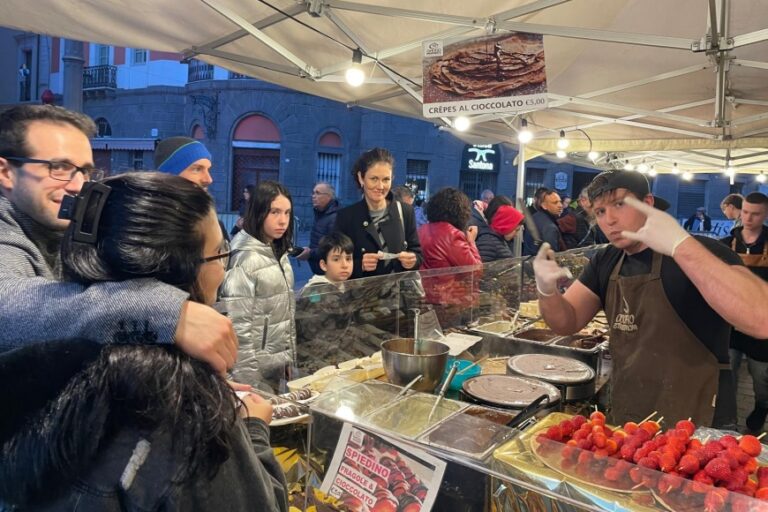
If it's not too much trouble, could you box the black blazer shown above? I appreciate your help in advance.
[334,197,422,279]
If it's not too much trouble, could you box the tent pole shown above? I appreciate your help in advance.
[513,142,526,258]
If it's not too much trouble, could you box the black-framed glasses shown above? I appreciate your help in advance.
[3,156,105,182]
[200,239,231,267]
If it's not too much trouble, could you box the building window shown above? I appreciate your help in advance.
[678,179,706,217]
[95,118,112,138]
[132,49,148,65]
[187,59,214,82]
[405,159,430,202]
[524,167,547,206]
[460,171,497,202]
[317,152,341,190]
[131,150,144,170]
[96,45,110,66]
[18,51,32,102]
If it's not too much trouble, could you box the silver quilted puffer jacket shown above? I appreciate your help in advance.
[219,230,296,388]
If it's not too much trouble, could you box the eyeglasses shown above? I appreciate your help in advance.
[200,239,231,267]
[3,156,105,182]
[312,190,331,196]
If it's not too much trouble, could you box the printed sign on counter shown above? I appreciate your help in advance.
[320,423,447,511]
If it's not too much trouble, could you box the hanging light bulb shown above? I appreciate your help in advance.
[556,150,567,159]
[345,48,365,87]
[649,166,658,177]
[637,160,649,173]
[757,172,767,183]
[623,160,634,171]
[453,116,470,132]
[672,162,680,175]
[557,130,569,150]
[588,151,599,161]
[518,119,533,144]
[682,171,693,181]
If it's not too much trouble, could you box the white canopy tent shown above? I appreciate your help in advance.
[2,0,768,177]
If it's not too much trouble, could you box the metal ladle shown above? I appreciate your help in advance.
[427,361,460,424]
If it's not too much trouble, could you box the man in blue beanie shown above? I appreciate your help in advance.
[154,136,213,190]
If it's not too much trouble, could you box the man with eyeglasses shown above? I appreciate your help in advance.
[296,181,340,275]
[0,105,238,373]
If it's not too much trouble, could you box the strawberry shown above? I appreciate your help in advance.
[739,434,763,457]
[744,457,758,474]
[620,443,636,461]
[657,473,682,494]
[675,419,696,436]
[638,457,659,470]
[703,440,725,460]
[640,420,661,436]
[719,434,738,448]
[740,479,757,497]
[659,452,677,473]
[724,467,748,492]
[571,415,587,428]
[755,487,768,501]
[692,470,715,493]
[560,420,576,437]
[590,410,606,425]
[545,425,563,441]
[704,458,732,482]
[593,432,607,448]
[726,446,750,465]
[720,452,740,470]
[623,421,639,434]
[704,488,727,512]
[677,454,700,475]
[603,466,621,481]
[629,466,643,484]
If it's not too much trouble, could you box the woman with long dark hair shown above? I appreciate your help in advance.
[334,147,421,279]
[0,172,288,511]
[220,180,296,390]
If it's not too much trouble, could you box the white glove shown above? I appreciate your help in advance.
[532,243,573,296]
[620,196,691,257]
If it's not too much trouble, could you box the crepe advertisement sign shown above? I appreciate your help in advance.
[422,32,548,118]
[320,423,446,512]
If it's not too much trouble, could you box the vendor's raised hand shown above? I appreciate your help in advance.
[398,251,418,269]
[175,301,238,374]
[532,242,573,296]
[621,196,691,257]
[239,392,273,423]
[362,252,380,271]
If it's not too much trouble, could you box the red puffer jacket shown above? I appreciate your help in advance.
[418,222,482,306]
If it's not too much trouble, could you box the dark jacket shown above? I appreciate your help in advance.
[468,205,487,228]
[684,213,712,232]
[0,340,288,512]
[334,196,422,279]
[308,199,340,275]
[533,210,566,251]
[572,207,594,247]
[475,222,513,262]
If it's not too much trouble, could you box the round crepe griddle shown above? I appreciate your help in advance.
[507,354,595,385]
[461,374,560,409]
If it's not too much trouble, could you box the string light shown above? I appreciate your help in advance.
[556,150,567,158]
[345,48,365,87]
[588,151,599,161]
[623,160,634,171]
[557,130,569,150]
[453,116,470,131]
[672,162,680,175]
[649,167,657,177]
[682,171,693,180]
[637,160,649,173]
[757,172,766,183]
[517,119,533,144]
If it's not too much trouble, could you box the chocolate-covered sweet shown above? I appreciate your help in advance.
[461,405,517,425]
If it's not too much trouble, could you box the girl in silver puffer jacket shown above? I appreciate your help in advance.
[220,181,296,390]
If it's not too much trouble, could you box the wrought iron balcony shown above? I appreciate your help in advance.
[188,60,214,82]
[229,71,253,79]
[83,65,117,90]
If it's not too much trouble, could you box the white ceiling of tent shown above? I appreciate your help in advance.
[2,0,767,175]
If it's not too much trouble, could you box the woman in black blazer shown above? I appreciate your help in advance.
[334,148,422,279]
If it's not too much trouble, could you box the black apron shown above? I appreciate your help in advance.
[605,251,732,427]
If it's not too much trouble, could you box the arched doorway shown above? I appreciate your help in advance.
[231,114,281,211]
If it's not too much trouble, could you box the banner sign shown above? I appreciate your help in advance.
[461,144,500,172]
[320,423,447,511]
[422,32,548,118]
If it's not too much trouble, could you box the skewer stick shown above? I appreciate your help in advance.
[457,355,489,375]
[593,404,599,413]
[631,483,644,490]
[639,411,658,424]
[656,416,664,425]
[758,433,767,440]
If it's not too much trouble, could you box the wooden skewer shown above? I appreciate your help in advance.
[631,483,644,490]
[656,416,664,425]
[758,432,767,440]
[639,411,658,424]
[593,404,599,413]
[457,355,489,375]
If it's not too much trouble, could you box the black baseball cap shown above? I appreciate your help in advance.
[587,170,651,203]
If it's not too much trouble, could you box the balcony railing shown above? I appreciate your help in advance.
[229,71,253,79]
[83,65,117,90]
[188,60,214,82]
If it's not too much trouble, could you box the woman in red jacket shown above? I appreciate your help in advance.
[418,188,482,325]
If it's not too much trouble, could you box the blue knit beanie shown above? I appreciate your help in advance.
[154,137,212,175]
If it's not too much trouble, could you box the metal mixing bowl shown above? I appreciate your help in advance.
[381,338,450,392]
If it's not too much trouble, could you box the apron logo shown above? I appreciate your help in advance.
[613,296,638,332]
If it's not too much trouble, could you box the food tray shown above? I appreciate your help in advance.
[364,394,467,439]
[417,409,516,461]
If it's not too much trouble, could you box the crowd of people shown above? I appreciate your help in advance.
[3,104,768,510]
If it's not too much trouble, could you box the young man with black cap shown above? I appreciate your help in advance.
[533,170,742,428]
